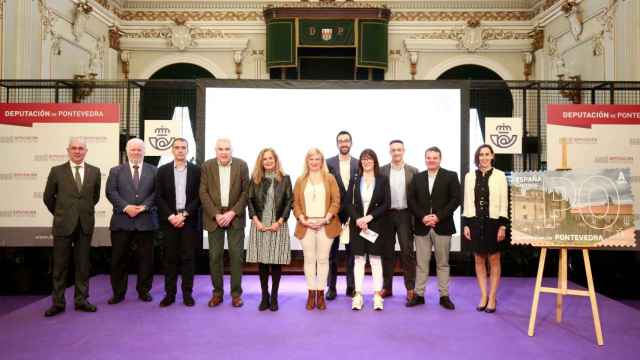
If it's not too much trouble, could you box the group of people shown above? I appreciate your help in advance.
[42,131,509,317]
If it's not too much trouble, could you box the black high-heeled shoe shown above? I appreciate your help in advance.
[476,298,488,312]
[485,300,497,313]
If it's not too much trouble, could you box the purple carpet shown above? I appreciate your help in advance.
[1,275,639,360]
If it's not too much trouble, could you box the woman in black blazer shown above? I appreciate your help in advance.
[345,149,390,311]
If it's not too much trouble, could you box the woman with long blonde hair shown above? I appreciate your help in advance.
[292,148,341,310]
[246,148,292,311]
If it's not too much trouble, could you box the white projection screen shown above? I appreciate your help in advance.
[203,83,469,251]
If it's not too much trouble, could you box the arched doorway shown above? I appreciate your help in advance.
[437,64,514,171]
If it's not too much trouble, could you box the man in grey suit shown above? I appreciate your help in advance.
[106,138,158,304]
[43,137,101,317]
[325,130,358,300]
[380,140,419,303]
[200,138,249,308]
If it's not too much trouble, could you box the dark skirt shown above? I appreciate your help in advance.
[349,223,386,256]
[467,217,504,254]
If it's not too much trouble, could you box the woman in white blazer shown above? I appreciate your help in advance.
[462,144,508,314]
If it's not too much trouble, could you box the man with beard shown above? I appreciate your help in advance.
[325,131,358,299]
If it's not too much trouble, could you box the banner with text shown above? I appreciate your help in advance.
[547,104,640,233]
[0,103,119,246]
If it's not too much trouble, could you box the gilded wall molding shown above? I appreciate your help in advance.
[391,11,533,22]
[119,11,264,21]
[89,1,540,22]
[410,29,531,41]
[123,28,237,40]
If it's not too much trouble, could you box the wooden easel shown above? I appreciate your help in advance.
[527,246,604,346]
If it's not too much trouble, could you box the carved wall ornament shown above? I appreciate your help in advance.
[529,28,544,51]
[458,19,486,52]
[546,35,558,57]
[523,51,534,80]
[72,1,93,41]
[562,1,583,41]
[51,36,62,56]
[109,26,124,50]
[592,33,604,56]
[168,18,196,51]
[599,0,618,40]
[37,0,58,41]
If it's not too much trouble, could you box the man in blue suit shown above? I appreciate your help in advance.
[106,138,158,304]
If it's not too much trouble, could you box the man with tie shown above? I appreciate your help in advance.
[156,138,201,307]
[407,146,460,310]
[200,138,249,308]
[43,137,101,317]
[106,138,158,304]
[380,140,419,302]
[325,130,358,299]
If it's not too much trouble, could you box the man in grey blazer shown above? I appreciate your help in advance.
[199,138,249,308]
[380,140,419,303]
[106,138,158,304]
[325,130,358,300]
[43,137,101,317]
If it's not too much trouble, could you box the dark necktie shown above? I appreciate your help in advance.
[133,165,140,190]
[74,166,82,192]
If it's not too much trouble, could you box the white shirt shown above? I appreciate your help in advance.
[69,161,85,185]
[304,181,326,218]
[389,165,407,209]
[218,159,232,207]
[428,169,439,195]
[360,176,375,214]
[339,157,351,189]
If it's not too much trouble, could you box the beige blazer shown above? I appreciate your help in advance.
[292,173,341,239]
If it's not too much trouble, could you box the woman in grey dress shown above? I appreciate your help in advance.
[246,148,292,311]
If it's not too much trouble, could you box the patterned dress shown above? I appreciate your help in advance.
[246,173,291,264]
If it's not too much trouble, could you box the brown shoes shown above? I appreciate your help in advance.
[306,290,316,310]
[316,290,326,310]
[406,289,416,301]
[207,294,223,307]
[232,296,244,308]
[379,288,393,298]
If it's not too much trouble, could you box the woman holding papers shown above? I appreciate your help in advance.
[292,148,341,311]
[345,149,390,311]
[462,144,509,314]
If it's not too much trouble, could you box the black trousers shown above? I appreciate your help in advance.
[161,224,196,297]
[382,209,416,291]
[110,230,154,297]
[328,238,355,291]
[52,223,92,307]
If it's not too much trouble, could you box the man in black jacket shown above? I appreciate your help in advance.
[43,137,101,317]
[407,146,460,309]
[156,138,201,307]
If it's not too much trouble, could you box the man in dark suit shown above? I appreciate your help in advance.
[106,138,158,304]
[42,137,101,317]
[156,138,201,307]
[380,140,419,302]
[199,138,249,308]
[325,130,358,300]
[407,146,460,310]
